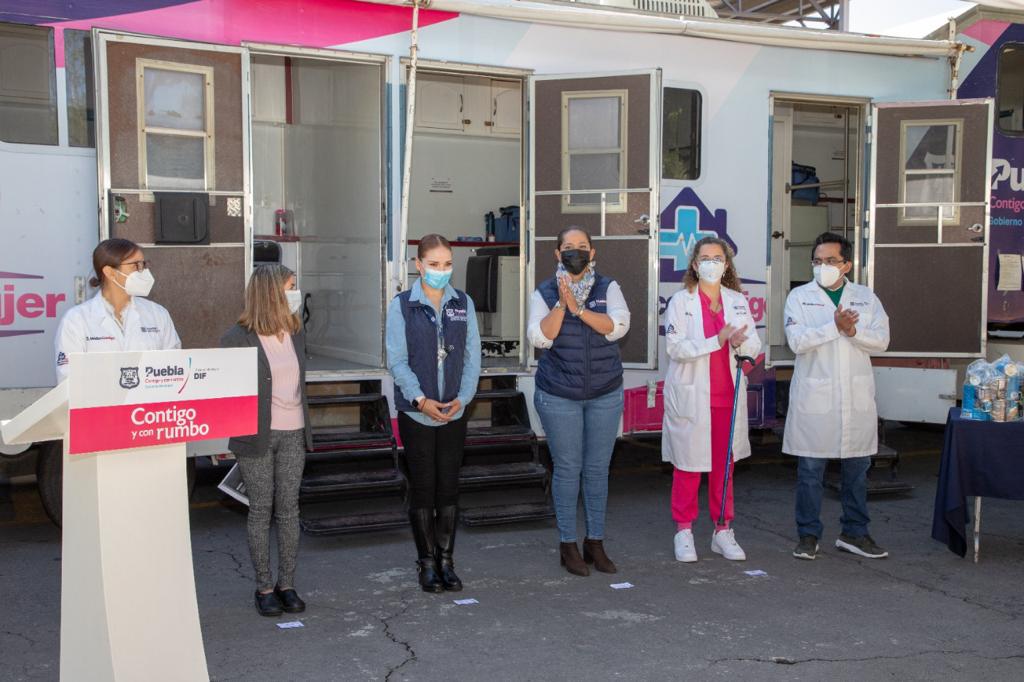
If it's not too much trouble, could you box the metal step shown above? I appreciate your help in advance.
[308,393,385,406]
[465,424,534,446]
[301,510,409,536]
[472,388,521,401]
[459,462,548,488]
[300,468,403,497]
[460,501,555,527]
[311,429,393,452]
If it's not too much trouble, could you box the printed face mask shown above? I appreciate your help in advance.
[114,268,155,297]
[697,260,725,283]
[422,268,452,290]
[286,289,303,314]
[813,264,842,288]
[560,249,591,276]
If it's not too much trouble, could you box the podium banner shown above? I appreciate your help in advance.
[68,348,257,455]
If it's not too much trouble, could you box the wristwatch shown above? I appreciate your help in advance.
[412,397,424,410]
[553,301,564,311]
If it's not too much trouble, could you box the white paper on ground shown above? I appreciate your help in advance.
[610,582,634,589]
[453,598,479,605]
[277,621,304,629]
[996,254,1023,292]
[744,570,768,577]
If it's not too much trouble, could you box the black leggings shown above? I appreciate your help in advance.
[398,412,468,510]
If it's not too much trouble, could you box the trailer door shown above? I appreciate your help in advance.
[529,70,661,368]
[868,99,993,356]
[93,30,248,349]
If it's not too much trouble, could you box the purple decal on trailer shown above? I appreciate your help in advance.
[959,20,1024,327]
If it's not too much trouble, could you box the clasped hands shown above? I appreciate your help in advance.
[835,304,858,337]
[717,323,748,349]
[419,398,462,422]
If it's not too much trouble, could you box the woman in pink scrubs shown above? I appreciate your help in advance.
[661,237,761,563]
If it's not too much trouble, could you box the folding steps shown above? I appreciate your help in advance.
[456,376,554,526]
[298,379,408,535]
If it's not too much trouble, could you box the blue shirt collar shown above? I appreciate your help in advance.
[410,279,458,307]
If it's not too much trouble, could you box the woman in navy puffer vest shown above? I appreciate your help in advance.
[528,227,630,577]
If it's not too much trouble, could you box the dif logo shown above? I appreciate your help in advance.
[0,271,66,339]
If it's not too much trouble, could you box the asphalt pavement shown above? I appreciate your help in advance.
[2,427,1022,681]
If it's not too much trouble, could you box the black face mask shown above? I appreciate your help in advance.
[560,249,591,275]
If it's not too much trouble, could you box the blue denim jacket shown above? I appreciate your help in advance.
[386,280,481,426]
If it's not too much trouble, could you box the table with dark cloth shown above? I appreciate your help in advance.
[931,407,1024,558]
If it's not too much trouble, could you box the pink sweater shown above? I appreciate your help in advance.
[257,333,304,431]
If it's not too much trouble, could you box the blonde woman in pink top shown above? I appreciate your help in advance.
[221,264,313,617]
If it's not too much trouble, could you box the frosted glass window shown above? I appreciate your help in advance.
[568,97,620,150]
[900,121,960,224]
[145,69,205,130]
[562,90,627,212]
[146,134,204,189]
[138,61,213,190]
[570,154,620,205]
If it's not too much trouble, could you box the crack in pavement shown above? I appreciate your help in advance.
[849,556,1021,621]
[198,547,252,584]
[707,649,1024,667]
[2,628,38,648]
[378,589,417,682]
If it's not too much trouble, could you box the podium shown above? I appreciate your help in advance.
[1,348,257,682]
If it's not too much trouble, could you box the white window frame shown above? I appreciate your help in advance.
[898,118,962,226]
[560,89,628,214]
[135,58,215,190]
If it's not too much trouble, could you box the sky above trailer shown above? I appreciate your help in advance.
[845,0,980,37]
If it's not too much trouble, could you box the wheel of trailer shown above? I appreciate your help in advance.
[35,443,198,528]
[35,441,63,527]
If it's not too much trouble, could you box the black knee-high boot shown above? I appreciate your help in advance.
[409,508,443,593]
[435,505,463,591]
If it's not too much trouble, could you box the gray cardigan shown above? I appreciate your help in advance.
[220,324,313,458]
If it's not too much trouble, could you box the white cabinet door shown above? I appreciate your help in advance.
[462,75,491,136]
[415,73,464,132]
[490,78,521,137]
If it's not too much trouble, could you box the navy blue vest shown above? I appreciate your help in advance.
[535,275,624,401]
[393,289,470,412]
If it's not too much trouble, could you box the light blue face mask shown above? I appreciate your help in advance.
[422,267,452,290]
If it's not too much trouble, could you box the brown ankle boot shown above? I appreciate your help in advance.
[583,538,618,574]
[559,542,590,577]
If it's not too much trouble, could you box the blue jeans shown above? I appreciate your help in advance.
[535,387,624,543]
[795,456,871,540]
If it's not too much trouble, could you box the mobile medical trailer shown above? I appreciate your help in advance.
[0,0,994,530]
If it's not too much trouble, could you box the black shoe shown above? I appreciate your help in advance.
[409,508,444,593]
[255,590,283,617]
[836,534,888,559]
[435,505,463,591]
[793,535,819,560]
[274,585,306,613]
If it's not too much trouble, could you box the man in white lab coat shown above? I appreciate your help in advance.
[783,232,890,561]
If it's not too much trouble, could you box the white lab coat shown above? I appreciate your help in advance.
[782,279,890,459]
[661,286,761,472]
[54,292,181,381]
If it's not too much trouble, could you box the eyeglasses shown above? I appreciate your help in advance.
[121,259,149,272]
[698,257,725,264]
[811,258,846,267]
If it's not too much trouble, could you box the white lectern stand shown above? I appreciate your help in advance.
[1,348,257,682]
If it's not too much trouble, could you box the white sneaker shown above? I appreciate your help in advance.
[711,528,747,561]
[673,529,698,562]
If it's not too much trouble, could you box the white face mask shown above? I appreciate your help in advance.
[286,289,303,315]
[114,268,155,298]
[697,260,726,283]
[813,264,843,289]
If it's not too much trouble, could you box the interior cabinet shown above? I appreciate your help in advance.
[490,79,521,137]
[415,73,465,132]
[415,73,521,138]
